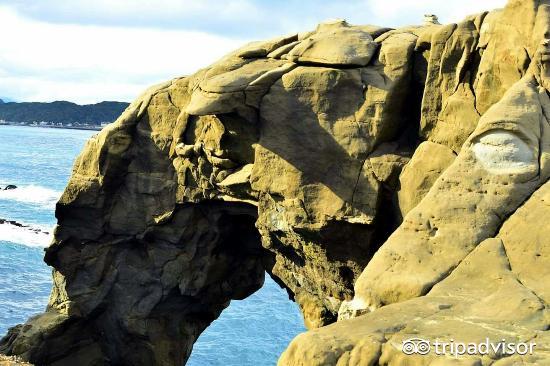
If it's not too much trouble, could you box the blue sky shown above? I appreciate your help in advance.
[0,0,506,104]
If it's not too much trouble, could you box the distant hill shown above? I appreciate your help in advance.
[0,100,129,125]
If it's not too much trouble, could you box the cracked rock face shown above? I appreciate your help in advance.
[3,1,550,365]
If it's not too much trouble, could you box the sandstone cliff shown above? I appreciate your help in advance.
[2,0,550,365]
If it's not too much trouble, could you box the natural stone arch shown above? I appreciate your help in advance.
[0,16,454,366]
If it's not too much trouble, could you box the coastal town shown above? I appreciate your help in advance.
[0,119,107,130]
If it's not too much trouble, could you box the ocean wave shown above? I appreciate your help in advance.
[0,185,62,209]
[0,219,52,248]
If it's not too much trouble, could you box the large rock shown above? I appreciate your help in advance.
[340,49,550,318]
[281,140,550,364]
[0,19,421,365]
[3,1,550,365]
[281,189,550,364]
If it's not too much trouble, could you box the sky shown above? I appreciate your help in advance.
[0,0,507,104]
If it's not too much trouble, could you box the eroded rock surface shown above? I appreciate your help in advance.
[2,1,550,365]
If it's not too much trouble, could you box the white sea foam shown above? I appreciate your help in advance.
[0,185,62,209]
[0,221,52,248]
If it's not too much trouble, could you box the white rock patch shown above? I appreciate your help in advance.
[473,131,537,175]
[337,297,371,320]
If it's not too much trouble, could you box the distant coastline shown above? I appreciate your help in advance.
[0,99,128,130]
[0,121,104,131]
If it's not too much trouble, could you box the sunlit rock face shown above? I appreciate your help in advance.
[4,1,550,366]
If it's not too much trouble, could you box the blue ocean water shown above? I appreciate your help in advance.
[0,125,305,365]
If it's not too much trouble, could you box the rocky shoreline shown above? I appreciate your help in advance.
[0,355,32,366]
[0,122,102,131]
[0,219,50,236]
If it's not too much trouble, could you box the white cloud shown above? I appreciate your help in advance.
[36,0,262,22]
[0,6,244,104]
[0,0,267,37]
[0,0,508,104]
[1,0,508,36]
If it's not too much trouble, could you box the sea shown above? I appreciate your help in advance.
[0,125,305,365]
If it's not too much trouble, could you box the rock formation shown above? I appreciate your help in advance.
[423,15,440,26]
[2,0,550,365]
[0,355,31,366]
